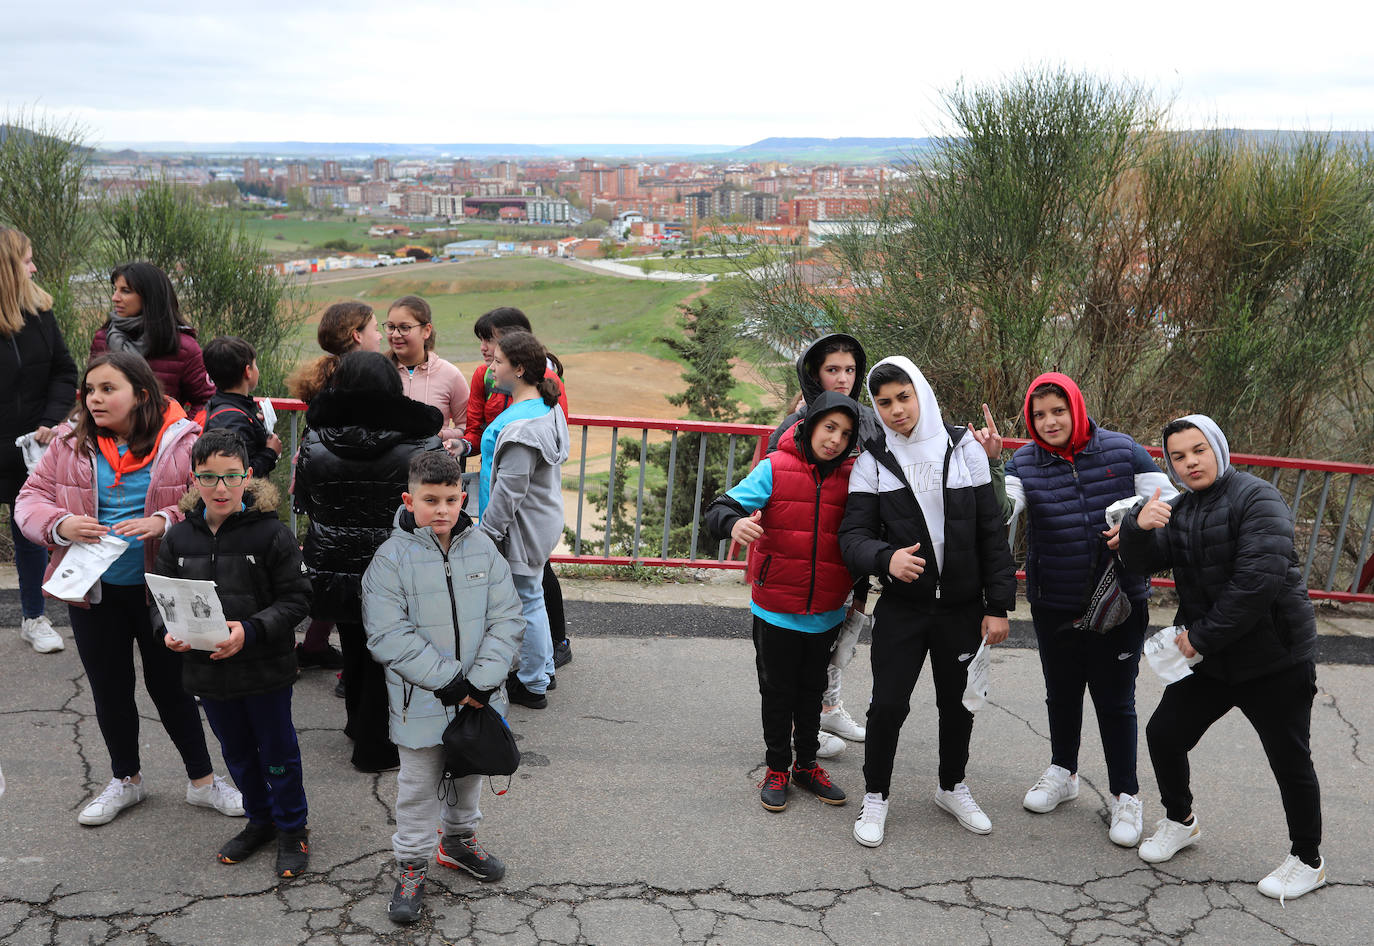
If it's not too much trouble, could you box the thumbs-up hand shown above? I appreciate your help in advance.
[968,402,1003,460]
[1136,488,1172,531]
[888,542,926,583]
[731,510,764,547]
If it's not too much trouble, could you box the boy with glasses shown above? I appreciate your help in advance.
[157,429,314,877]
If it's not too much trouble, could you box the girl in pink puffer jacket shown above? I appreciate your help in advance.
[15,351,242,828]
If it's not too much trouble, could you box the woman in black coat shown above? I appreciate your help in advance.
[0,228,78,654]
[292,351,443,772]
[1118,413,1325,902]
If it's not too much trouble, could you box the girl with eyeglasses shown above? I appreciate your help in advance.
[15,351,244,827]
[383,295,470,456]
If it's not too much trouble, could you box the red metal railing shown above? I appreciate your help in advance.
[269,402,1374,602]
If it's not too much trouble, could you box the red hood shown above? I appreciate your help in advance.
[1023,371,1090,461]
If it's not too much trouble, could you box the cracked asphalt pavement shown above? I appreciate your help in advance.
[2,592,1371,945]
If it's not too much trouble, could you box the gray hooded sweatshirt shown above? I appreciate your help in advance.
[480,401,571,576]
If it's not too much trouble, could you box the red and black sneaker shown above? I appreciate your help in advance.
[436,833,506,882]
[758,768,790,812]
[792,762,847,805]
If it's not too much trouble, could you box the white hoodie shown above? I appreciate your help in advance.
[867,356,988,573]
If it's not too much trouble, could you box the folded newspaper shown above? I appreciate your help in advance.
[144,574,231,651]
[42,534,130,601]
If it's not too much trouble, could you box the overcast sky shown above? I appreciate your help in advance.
[6,0,1372,146]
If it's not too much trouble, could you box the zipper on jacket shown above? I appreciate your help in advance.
[805,471,823,613]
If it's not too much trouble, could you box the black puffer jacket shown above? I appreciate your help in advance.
[0,310,78,504]
[153,481,312,700]
[292,387,443,622]
[1118,468,1317,684]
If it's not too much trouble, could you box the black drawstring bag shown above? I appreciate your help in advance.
[439,704,521,799]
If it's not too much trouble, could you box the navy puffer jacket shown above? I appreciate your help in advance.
[293,387,443,622]
[1010,425,1155,610]
[1118,468,1317,684]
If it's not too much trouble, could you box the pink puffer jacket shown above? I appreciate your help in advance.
[15,417,199,606]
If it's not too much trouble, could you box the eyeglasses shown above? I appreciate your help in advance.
[384,322,421,336]
[194,473,247,487]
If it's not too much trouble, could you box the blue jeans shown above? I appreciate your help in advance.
[511,570,553,694]
[9,502,47,619]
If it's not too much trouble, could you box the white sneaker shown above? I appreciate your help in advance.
[854,792,889,847]
[1257,854,1327,905]
[20,615,64,653]
[1023,764,1078,813]
[1109,793,1144,847]
[816,731,845,759]
[186,775,245,817]
[935,782,992,834]
[1138,815,1201,863]
[78,776,146,826]
[819,702,866,742]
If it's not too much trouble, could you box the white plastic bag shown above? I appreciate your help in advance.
[1104,497,1138,531]
[829,607,870,671]
[1143,625,1203,685]
[14,432,47,475]
[961,639,990,712]
[42,534,130,602]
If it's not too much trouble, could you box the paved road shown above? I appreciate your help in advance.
[2,592,1371,945]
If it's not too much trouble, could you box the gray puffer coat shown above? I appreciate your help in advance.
[362,506,525,749]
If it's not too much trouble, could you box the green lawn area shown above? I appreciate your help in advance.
[635,247,804,275]
[296,257,705,360]
[220,211,575,259]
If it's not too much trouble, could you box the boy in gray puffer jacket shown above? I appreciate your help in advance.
[363,451,525,925]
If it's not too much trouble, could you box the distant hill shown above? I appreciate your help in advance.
[95,141,735,160]
[728,137,940,162]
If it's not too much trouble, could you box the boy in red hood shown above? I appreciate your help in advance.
[1001,372,1175,848]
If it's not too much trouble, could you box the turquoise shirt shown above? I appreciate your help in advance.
[95,449,153,586]
[479,398,554,518]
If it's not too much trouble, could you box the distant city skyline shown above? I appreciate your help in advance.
[5,0,1372,146]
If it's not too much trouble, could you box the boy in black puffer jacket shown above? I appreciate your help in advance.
[1119,414,1326,902]
[158,429,313,878]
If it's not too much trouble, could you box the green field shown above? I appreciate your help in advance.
[297,257,705,360]
[222,211,574,259]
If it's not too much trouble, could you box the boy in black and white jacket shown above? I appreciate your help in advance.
[839,356,1016,848]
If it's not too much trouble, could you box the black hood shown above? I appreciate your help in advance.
[794,390,860,475]
[306,388,443,460]
[796,333,867,409]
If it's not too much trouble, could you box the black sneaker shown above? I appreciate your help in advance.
[792,762,846,805]
[759,768,789,812]
[553,639,573,669]
[276,829,310,878]
[505,675,548,710]
[297,642,343,670]
[388,860,427,925]
[217,822,277,864]
[333,673,345,699]
[436,834,506,882]
[547,674,557,691]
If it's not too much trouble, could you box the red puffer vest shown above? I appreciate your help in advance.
[746,432,855,616]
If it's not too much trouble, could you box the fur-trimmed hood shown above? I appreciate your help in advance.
[305,387,443,460]
[178,477,282,516]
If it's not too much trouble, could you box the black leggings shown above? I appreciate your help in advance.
[1147,661,1321,862]
[543,560,566,647]
[68,582,213,781]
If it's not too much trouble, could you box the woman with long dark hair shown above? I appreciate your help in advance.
[292,351,444,772]
[90,262,216,417]
[0,227,79,654]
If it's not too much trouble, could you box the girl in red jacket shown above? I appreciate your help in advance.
[15,351,242,828]
[704,392,861,814]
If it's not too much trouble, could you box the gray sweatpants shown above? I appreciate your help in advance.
[822,608,867,706]
[393,745,483,863]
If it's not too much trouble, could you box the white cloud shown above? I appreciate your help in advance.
[5,0,1372,145]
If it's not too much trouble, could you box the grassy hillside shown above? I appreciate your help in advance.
[296,257,706,361]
